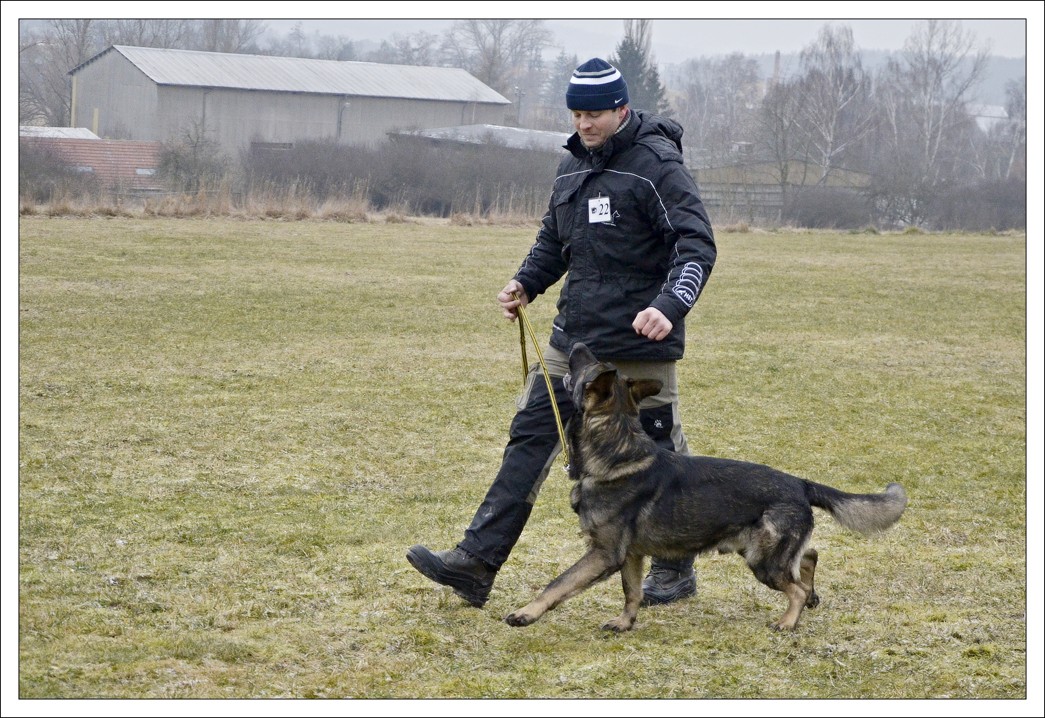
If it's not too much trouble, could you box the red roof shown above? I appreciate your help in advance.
[21,137,164,191]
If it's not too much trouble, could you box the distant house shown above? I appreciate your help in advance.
[19,126,101,140]
[20,127,163,193]
[967,103,1009,132]
[68,45,512,154]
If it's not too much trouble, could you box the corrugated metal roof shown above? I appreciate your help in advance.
[72,45,510,105]
[397,124,569,154]
[20,126,101,139]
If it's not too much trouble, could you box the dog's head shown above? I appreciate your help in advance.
[564,343,662,417]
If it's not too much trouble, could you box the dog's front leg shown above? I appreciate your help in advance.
[505,549,618,627]
[602,553,644,632]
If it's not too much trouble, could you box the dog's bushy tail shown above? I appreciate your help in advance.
[804,481,908,534]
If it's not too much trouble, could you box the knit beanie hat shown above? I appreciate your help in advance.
[565,58,629,110]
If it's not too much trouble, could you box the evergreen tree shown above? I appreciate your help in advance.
[609,20,669,114]
[543,51,579,107]
[530,51,579,131]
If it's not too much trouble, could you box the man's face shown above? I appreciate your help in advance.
[572,107,628,149]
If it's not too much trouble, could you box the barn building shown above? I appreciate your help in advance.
[67,45,512,154]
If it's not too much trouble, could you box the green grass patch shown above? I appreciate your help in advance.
[17,218,1027,698]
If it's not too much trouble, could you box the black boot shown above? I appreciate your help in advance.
[640,557,696,607]
[406,545,496,607]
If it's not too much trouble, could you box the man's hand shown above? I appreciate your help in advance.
[633,307,673,341]
[498,280,529,321]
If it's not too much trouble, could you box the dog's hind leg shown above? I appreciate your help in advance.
[801,549,820,609]
[767,549,817,630]
[505,549,619,627]
[745,512,814,631]
[602,553,645,632]
[771,581,810,631]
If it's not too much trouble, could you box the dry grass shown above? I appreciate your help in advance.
[19,193,544,228]
[15,217,1029,702]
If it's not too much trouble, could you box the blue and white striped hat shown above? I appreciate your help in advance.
[565,58,630,110]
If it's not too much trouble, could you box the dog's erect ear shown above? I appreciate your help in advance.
[569,342,598,371]
[586,368,618,400]
[628,379,662,403]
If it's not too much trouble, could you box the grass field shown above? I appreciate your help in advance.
[15,217,1028,700]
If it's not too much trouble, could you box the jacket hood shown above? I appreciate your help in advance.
[633,109,684,152]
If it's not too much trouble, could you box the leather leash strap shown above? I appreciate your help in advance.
[512,292,569,468]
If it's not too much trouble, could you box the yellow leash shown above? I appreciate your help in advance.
[513,293,570,468]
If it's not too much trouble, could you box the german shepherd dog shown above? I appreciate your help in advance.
[505,343,907,632]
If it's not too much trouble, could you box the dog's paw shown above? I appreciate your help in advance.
[601,616,636,632]
[505,610,537,627]
[769,619,799,632]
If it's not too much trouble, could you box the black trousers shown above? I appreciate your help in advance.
[458,364,693,573]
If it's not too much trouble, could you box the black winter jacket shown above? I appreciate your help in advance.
[514,109,716,362]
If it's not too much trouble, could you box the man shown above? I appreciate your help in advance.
[407,58,716,609]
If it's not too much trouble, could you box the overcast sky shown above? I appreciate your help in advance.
[266,16,1029,62]
[6,3,1034,60]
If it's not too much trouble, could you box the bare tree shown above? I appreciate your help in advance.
[999,79,1027,181]
[97,19,195,48]
[313,35,355,61]
[193,19,265,53]
[872,20,989,225]
[672,53,761,167]
[757,77,807,218]
[441,20,549,97]
[964,81,1025,184]
[367,31,442,66]
[278,22,310,57]
[258,22,352,60]
[19,28,52,125]
[159,120,229,193]
[794,24,874,183]
[19,19,101,126]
